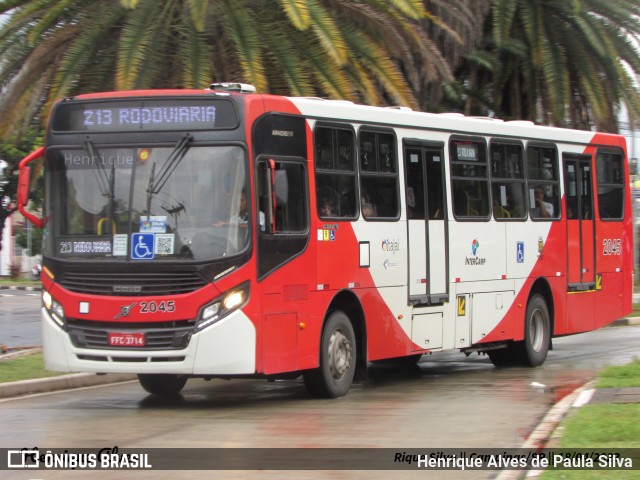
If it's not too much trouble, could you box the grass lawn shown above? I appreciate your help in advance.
[0,277,40,287]
[0,352,64,383]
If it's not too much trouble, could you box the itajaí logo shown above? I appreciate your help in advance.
[466,239,486,266]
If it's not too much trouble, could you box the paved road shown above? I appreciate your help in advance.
[0,289,41,348]
[1,323,639,480]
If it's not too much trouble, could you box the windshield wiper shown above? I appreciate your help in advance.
[84,140,111,199]
[145,134,192,215]
[84,140,116,234]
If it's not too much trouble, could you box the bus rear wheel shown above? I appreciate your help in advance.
[487,346,518,367]
[138,374,188,396]
[488,294,550,367]
[303,310,356,398]
[521,294,550,367]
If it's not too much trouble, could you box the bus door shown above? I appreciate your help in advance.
[563,154,595,290]
[404,141,449,305]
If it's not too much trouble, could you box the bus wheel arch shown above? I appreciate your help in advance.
[488,278,554,368]
[302,291,367,398]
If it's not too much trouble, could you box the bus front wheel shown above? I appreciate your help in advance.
[303,310,356,398]
[521,294,550,367]
[138,374,188,396]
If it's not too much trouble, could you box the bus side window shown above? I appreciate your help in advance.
[596,150,625,220]
[450,137,489,219]
[314,125,357,219]
[526,144,560,220]
[358,129,399,220]
[489,142,526,220]
[256,157,309,280]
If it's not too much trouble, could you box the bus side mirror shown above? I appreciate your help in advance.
[18,167,30,207]
[17,147,45,229]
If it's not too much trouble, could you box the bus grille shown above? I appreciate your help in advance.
[67,319,196,350]
[58,271,207,296]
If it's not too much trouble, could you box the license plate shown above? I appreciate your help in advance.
[108,332,145,347]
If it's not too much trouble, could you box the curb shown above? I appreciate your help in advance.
[610,317,640,326]
[0,373,137,399]
[0,284,42,291]
[495,380,596,480]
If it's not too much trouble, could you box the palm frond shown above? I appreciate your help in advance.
[115,0,165,90]
[220,0,267,90]
[275,0,310,30]
[185,0,208,32]
[26,0,74,46]
[308,0,348,65]
[177,25,213,88]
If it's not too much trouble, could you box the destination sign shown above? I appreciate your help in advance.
[52,98,239,132]
[455,142,479,161]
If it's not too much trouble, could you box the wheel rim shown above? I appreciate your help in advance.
[327,329,352,380]
[529,308,545,352]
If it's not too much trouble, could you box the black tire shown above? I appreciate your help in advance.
[487,346,518,367]
[521,294,550,367]
[303,311,356,398]
[138,374,188,396]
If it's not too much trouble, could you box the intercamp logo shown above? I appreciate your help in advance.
[465,239,486,266]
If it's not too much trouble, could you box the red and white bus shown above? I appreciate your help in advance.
[18,83,633,398]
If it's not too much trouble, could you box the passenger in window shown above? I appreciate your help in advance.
[319,197,337,217]
[361,195,376,218]
[531,188,554,218]
[215,189,265,230]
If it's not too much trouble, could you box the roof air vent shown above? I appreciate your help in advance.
[209,82,256,93]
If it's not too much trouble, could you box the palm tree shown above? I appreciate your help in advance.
[452,0,640,131]
[419,0,493,111]
[0,0,466,139]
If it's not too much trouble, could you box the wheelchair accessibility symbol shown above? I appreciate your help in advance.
[131,233,155,260]
[516,241,525,263]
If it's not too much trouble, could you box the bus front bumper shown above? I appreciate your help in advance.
[41,307,257,375]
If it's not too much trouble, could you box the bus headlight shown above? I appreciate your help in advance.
[42,290,66,328]
[195,282,249,332]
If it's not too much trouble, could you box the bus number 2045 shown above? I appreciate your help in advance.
[140,301,176,313]
[602,238,622,256]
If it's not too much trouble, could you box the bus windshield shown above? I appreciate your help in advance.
[44,144,248,262]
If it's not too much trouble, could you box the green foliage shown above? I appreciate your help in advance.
[0,128,45,236]
[15,226,43,257]
[452,0,640,131]
[0,0,463,137]
[2,1,637,138]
